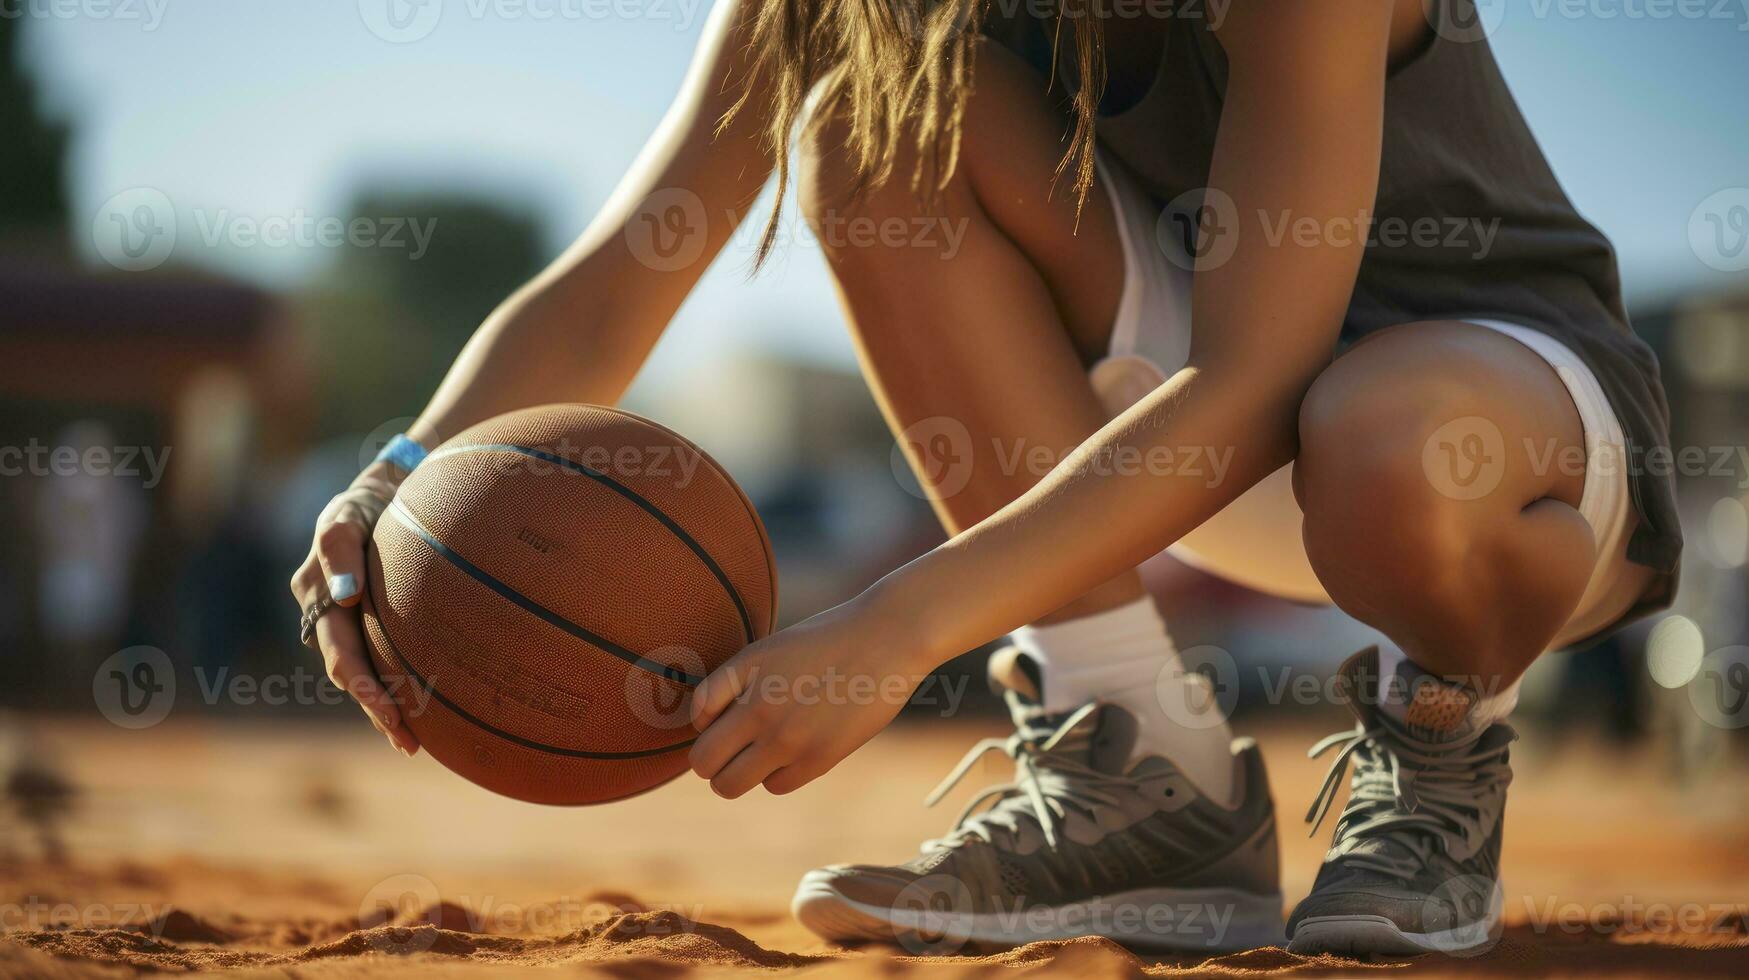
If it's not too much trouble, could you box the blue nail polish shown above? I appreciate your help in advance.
[329,573,359,602]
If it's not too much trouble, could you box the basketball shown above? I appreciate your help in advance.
[360,405,777,805]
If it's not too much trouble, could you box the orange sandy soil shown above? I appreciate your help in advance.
[2,717,1747,978]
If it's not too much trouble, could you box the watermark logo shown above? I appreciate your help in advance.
[1426,0,1507,43]
[92,646,175,729]
[1422,874,1504,956]
[1157,644,1239,731]
[359,0,444,42]
[360,417,421,471]
[892,416,974,501]
[626,188,709,273]
[623,646,707,730]
[92,187,176,272]
[891,874,976,955]
[1423,415,1506,501]
[1158,187,1239,272]
[189,209,436,259]
[1688,645,1749,730]
[358,873,444,954]
[1689,188,1749,273]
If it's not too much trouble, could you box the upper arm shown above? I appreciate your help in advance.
[1189,1,1395,377]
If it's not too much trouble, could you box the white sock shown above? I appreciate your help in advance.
[1377,644,1522,730]
[1009,598,1241,809]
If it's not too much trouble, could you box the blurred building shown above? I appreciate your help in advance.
[0,258,311,707]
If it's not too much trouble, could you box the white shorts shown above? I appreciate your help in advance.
[1090,153,1636,648]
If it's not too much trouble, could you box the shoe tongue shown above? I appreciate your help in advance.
[987,648,1135,774]
[1338,647,1482,745]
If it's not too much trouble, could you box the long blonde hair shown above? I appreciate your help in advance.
[722,0,1107,263]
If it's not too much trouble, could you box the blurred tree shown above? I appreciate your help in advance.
[303,191,549,436]
[0,16,69,236]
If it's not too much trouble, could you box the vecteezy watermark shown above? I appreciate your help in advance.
[0,439,172,489]
[891,416,975,501]
[1425,0,1509,42]
[1519,894,1749,937]
[0,898,179,938]
[90,188,438,273]
[0,0,171,30]
[1688,645,1749,730]
[357,0,444,43]
[358,0,708,41]
[1157,645,1240,731]
[360,417,422,471]
[1521,0,1749,30]
[696,664,971,721]
[623,646,708,730]
[890,417,1236,501]
[1420,875,1505,956]
[92,188,176,273]
[93,647,176,730]
[1154,646,1525,725]
[190,209,436,260]
[1690,188,1749,273]
[1429,0,1749,43]
[92,650,439,729]
[1155,192,1503,272]
[1418,416,1749,501]
[622,187,972,273]
[1422,416,1507,502]
[887,874,1252,955]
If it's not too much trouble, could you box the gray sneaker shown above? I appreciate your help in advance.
[792,649,1284,953]
[1287,648,1515,958]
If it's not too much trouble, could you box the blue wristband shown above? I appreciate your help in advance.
[373,433,429,473]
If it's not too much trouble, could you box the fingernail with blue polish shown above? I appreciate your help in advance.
[329,573,359,602]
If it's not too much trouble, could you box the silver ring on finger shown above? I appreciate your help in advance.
[299,594,338,650]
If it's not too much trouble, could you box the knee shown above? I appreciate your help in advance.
[1295,345,1489,600]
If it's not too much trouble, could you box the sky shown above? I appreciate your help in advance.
[23,0,1749,383]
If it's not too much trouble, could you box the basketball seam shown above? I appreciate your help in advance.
[385,498,708,686]
[426,442,757,644]
[367,564,698,761]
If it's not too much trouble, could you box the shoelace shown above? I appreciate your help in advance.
[1303,722,1514,881]
[919,702,1132,852]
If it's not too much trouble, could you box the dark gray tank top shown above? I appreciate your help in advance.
[985,0,1679,617]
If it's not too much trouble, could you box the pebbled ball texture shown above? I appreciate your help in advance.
[362,404,776,805]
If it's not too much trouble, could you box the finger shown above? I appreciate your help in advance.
[690,650,755,733]
[314,518,369,608]
[709,740,787,800]
[313,608,418,755]
[763,754,834,796]
[687,701,759,781]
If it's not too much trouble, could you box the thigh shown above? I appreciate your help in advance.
[798,40,1129,533]
[801,38,1125,366]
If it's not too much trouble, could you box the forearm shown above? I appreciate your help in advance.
[872,353,1319,665]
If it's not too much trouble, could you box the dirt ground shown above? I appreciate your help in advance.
[2,715,1747,978]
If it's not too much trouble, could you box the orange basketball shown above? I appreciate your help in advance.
[361,405,777,805]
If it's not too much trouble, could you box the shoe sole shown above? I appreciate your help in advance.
[1287,913,1503,958]
[793,870,1285,953]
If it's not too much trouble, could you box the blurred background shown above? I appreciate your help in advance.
[0,2,1747,866]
